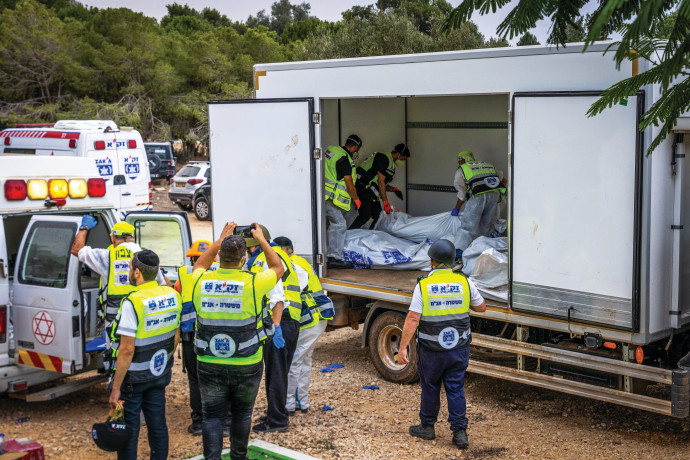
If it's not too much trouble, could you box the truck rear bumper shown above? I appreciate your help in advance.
[0,365,62,393]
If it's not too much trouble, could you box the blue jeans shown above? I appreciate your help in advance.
[118,370,172,460]
[417,345,470,432]
[198,360,263,460]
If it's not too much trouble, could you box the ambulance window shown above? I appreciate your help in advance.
[3,148,35,154]
[19,221,74,288]
[134,220,185,268]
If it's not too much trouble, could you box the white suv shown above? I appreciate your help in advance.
[168,161,210,211]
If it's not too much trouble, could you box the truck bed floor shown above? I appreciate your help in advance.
[323,268,427,294]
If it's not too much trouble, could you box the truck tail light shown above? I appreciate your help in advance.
[128,140,137,148]
[4,180,27,200]
[187,178,203,185]
[68,179,88,198]
[10,381,27,392]
[0,305,6,343]
[94,141,105,150]
[27,179,48,200]
[4,137,10,145]
[148,181,152,206]
[603,342,616,350]
[636,346,644,364]
[87,178,106,197]
[69,139,77,148]
[48,179,69,199]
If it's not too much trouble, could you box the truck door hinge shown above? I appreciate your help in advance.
[317,254,324,265]
[672,225,684,230]
[508,110,513,124]
[9,289,14,302]
[313,148,321,160]
[312,113,321,124]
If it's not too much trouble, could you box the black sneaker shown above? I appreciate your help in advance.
[223,425,230,437]
[259,415,268,422]
[287,410,295,416]
[252,421,288,433]
[409,424,435,440]
[327,257,354,269]
[187,422,202,436]
[452,429,469,449]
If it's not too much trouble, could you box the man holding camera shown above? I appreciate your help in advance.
[190,222,284,460]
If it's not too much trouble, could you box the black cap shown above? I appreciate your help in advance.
[273,236,293,249]
[134,249,159,268]
[394,143,410,157]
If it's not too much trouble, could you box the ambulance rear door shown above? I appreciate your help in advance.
[12,216,84,374]
[113,131,150,216]
[125,211,192,283]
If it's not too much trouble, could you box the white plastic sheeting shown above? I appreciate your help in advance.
[374,211,475,250]
[462,236,508,275]
[470,249,509,302]
[342,229,432,270]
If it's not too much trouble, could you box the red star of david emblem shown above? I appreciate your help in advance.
[33,311,55,345]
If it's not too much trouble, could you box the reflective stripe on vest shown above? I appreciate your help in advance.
[105,244,136,322]
[324,145,356,211]
[290,254,326,329]
[192,268,264,366]
[459,162,506,197]
[250,247,302,322]
[417,269,472,352]
[110,282,181,383]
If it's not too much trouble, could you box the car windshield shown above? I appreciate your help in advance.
[145,145,172,160]
[177,165,200,177]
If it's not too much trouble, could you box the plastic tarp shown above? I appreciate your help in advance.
[374,211,475,250]
[342,229,432,270]
[463,237,509,302]
[462,236,508,275]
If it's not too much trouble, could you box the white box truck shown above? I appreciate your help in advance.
[0,155,191,399]
[0,120,152,218]
[208,42,690,417]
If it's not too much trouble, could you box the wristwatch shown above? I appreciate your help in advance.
[79,225,90,231]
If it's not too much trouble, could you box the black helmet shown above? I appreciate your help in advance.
[92,420,132,452]
[428,239,456,266]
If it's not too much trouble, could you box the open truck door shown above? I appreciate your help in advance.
[12,216,84,374]
[207,99,318,265]
[125,211,192,283]
[511,92,643,331]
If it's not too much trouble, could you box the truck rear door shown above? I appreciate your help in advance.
[0,220,10,367]
[511,92,642,331]
[125,212,192,283]
[208,99,318,264]
[12,216,84,374]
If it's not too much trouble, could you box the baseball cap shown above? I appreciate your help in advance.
[111,221,135,237]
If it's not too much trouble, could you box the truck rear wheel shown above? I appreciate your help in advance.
[368,311,418,383]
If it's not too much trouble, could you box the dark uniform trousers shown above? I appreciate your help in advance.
[182,333,203,424]
[417,344,470,432]
[349,184,383,230]
[264,314,300,427]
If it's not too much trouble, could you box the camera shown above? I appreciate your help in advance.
[233,225,256,238]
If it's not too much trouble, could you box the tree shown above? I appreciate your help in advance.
[443,1,690,154]
[516,32,539,46]
[546,16,585,45]
[247,1,312,36]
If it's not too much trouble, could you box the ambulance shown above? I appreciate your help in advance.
[0,155,191,400]
[0,120,152,218]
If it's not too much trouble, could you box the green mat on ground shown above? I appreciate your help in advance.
[220,445,296,460]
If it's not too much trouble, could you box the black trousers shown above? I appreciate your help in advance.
[349,185,382,230]
[264,314,300,428]
[182,338,203,423]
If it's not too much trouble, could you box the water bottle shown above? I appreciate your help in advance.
[0,432,6,454]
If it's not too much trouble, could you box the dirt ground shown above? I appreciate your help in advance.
[3,184,690,459]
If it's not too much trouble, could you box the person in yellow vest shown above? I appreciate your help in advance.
[244,227,302,433]
[397,239,486,449]
[324,134,362,269]
[108,250,182,460]
[273,236,335,415]
[350,143,410,229]
[174,240,224,436]
[451,150,507,244]
[190,222,283,460]
[71,218,170,375]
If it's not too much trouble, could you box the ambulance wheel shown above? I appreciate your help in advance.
[368,311,418,384]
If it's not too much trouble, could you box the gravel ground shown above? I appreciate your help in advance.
[3,184,690,459]
[3,327,690,459]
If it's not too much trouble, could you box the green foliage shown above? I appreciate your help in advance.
[516,31,540,46]
[444,0,690,155]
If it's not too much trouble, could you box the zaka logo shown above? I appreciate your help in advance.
[442,329,455,344]
[118,274,128,284]
[95,157,113,178]
[429,283,461,295]
[485,177,499,188]
[215,337,230,353]
[438,327,460,350]
[149,349,168,376]
[124,155,140,180]
[210,334,235,358]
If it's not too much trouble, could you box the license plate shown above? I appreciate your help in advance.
[176,182,186,187]
[151,174,159,178]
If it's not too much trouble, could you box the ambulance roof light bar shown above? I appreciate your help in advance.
[54,120,118,131]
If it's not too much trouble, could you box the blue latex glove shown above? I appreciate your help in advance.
[273,324,285,349]
[81,215,98,229]
[319,366,334,373]
[362,385,380,390]
[450,208,459,217]
[323,405,333,412]
[329,363,344,369]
